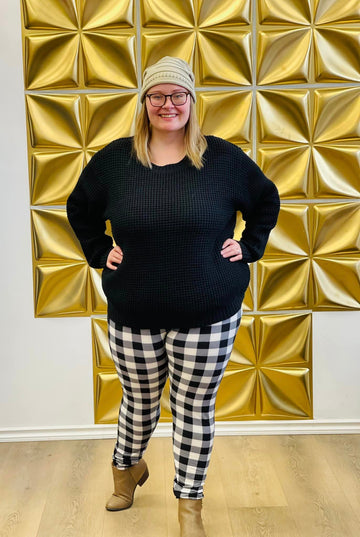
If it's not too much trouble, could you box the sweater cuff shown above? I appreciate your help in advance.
[238,240,253,263]
[97,247,113,269]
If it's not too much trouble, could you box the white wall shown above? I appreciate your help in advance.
[0,1,94,430]
[0,1,359,437]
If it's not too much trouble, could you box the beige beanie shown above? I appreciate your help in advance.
[140,56,196,103]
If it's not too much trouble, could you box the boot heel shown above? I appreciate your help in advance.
[138,467,149,486]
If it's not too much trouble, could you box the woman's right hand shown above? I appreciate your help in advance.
[106,245,123,270]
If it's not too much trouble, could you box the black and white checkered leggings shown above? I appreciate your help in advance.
[108,309,242,499]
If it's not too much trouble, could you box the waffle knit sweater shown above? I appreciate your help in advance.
[67,135,280,328]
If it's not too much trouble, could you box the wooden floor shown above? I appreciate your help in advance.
[1,434,360,537]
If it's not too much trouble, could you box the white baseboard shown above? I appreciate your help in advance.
[0,420,360,442]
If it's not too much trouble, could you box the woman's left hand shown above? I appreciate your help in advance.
[221,238,243,262]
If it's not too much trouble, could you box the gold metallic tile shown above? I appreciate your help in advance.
[198,0,250,27]
[215,369,257,419]
[142,29,195,69]
[196,28,252,85]
[257,146,311,198]
[81,0,134,30]
[94,372,122,423]
[93,313,313,422]
[313,88,360,143]
[30,150,84,206]
[312,144,360,198]
[92,317,113,368]
[22,0,78,30]
[231,315,257,366]
[197,90,252,143]
[234,210,254,310]
[159,380,174,421]
[258,313,311,366]
[259,367,311,418]
[141,0,196,28]
[89,268,108,315]
[258,258,311,310]
[26,94,83,148]
[257,90,311,144]
[264,204,311,257]
[31,208,84,262]
[24,32,80,90]
[242,267,254,311]
[258,0,311,25]
[84,93,138,148]
[34,262,89,317]
[312,202,360,256]
[314,28,360,83]
[312,257,360,309]
[81,31,137,88]
[314,0,360,25]
[257,29,311,85]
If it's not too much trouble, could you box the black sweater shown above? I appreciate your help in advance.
[66,135,280,328]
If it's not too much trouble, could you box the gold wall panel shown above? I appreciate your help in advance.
[141,0,251,28]
[259,202,360,310]
[197,90,252,144]
[81,0,134,30]
[30,150,84,206]
[216,313,312,419]
[81,31,137,88]
[84,93,138,148]
[264,204,311,257]
[31,208,85,261]
[89,268,108,314]
[257,28,311,85]
[22,0,79,29]
[312,257,360,309]
[258,0,312,25]
[258,258,312,310]
[34,262,89,317]
[93,314,312,422]
[26,94,83,148]
[141,29,195,68]
[21,0,360,422]
[312,145,360,198]
[259,0,360,26]
[313,88,360,143]
[257,146,311,199]
[314,0,360,25]
[314,28,360,83]
[141,0,252,86]
[312,203,360,257]
[257,90,311,144]
[258,1,360,84]
[22,0,136,90]
[25,32,80,90]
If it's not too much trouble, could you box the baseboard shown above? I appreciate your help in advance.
[1,420,360,442]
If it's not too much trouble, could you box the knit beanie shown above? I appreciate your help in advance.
[140,56,196,103]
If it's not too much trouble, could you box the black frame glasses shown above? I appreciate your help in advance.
[146,92,190,107]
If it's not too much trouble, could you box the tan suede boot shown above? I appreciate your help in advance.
[178,499,207,537]
[105,459,149,511]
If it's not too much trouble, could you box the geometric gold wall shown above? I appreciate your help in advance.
[21,0,360,423]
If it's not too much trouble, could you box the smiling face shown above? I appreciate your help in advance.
[145,83,191,135]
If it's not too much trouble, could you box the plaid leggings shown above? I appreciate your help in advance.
[108,309,242,499]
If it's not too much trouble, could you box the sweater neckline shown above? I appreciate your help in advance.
[150,155,190,173]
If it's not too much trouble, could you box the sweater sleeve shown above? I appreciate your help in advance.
[237,157,280,263]
[66,159,113,269]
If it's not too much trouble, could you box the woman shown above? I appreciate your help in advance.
[67,56,280,537]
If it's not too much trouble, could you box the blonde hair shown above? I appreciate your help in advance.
[133,99,207,170]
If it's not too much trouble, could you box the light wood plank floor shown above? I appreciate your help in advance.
[1,435,360,537]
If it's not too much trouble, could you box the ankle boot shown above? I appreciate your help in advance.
[105,459,149,511]
[178,498,207,537]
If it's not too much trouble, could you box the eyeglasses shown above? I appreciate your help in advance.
[146,92,190,107]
